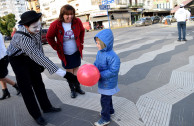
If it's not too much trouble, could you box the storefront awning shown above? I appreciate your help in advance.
[171,0,192,13]
[144,9,171,13]
[90,16,108,22]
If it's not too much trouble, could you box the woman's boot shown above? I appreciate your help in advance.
[75,81,85,95]
[0,88,11,100]
[67,81,77,98]
[13,83,20,95]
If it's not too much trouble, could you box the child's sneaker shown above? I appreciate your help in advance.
[94,118,110,126]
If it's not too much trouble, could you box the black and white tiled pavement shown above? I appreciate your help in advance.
[1,22,194,126]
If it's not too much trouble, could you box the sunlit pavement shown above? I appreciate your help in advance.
[1,21,194,126]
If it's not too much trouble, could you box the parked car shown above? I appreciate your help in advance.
[190,16,194,21]
[41,29,48,44]
[151,16,160,24]
[82,22,91,32]
[134,17,152,26]
[162,15,176,23]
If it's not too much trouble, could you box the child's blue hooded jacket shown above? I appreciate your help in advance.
[94,29,120,90]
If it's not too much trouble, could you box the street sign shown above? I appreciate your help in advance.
[101,0,114,29]
[99,5,110,10]
[102,0,114,5]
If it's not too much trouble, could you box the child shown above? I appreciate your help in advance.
[94,29,120,126]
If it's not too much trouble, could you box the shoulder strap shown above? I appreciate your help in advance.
[10,31,32,57]
[15,31,32,39]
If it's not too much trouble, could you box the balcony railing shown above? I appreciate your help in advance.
[129,3,144,8]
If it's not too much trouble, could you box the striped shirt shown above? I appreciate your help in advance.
[7,26,59,74]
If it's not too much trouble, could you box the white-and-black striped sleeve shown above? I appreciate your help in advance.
[7,26,59,74]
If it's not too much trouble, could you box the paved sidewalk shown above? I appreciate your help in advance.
[1,22,194,126]
[2,53,194,126]
[0,64,143,126]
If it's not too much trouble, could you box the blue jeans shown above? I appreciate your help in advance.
[101,94,114,121]
[177,22,186,40]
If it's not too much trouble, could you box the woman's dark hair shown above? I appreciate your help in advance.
[58,4,75,22]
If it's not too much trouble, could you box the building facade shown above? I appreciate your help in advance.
[38,0,144,29]
[39,0,68,27]
[143,0,177,16]
[26,0,41,12]
[0,0,27,24]
[39,0,146,29]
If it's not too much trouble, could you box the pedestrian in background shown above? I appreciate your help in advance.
[0,32,20,100]
[7,10,78,126]
[93,29,120,126]
[46,4,85,98]
[175,4,191,42]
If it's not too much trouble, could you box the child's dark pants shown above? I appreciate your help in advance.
[101,94,114,121]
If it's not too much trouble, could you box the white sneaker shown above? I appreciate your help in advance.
[94,118,110,126]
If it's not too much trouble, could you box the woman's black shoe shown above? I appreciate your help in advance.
[71,91,77,98]
[0,89,11,100]
[35,116,47,126]
[74,81,85,94]
[43,107,61,113]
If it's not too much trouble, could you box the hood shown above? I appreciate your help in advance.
[94,29,114,52]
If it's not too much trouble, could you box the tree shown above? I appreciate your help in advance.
[0,13,17,36]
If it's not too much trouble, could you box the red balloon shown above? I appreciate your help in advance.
[77,64,100,87]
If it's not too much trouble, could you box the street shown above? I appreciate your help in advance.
[2,22,194,126]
